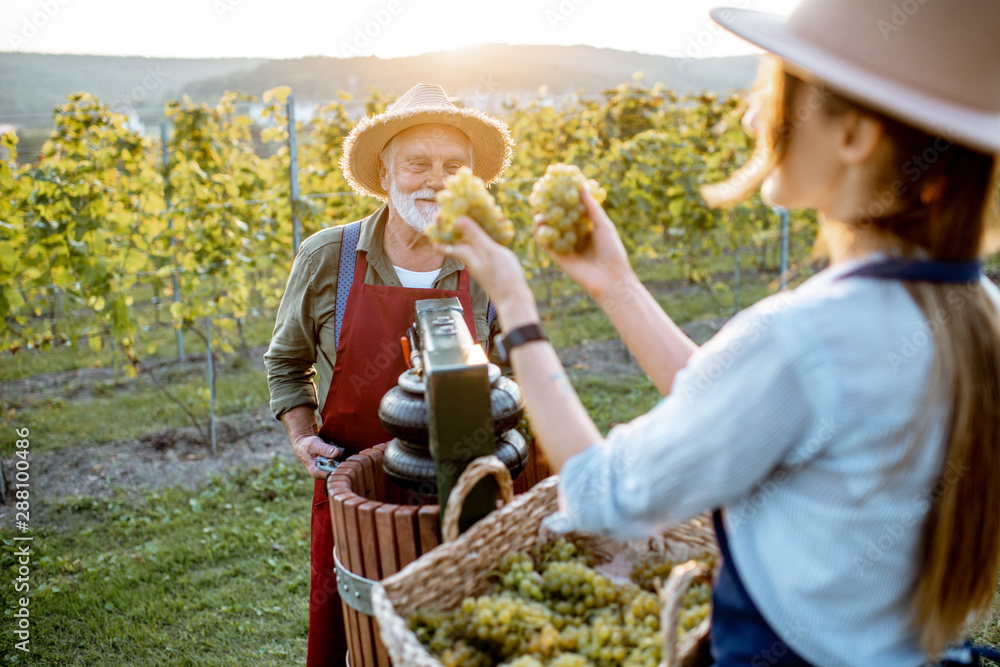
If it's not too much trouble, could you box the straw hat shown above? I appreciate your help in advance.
[711,0,1000,154]
[340,83,513,201]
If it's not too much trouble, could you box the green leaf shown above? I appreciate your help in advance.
[263,86,292,105]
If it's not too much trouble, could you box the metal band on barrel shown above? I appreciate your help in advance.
[333,546,375,616]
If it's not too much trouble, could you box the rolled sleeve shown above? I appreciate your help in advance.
[264,247,322,420]
[545,297,834,540]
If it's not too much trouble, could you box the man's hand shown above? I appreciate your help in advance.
[280,405,340,480]
[291,434,341,480]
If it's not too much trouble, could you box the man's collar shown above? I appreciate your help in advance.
[356,204,388,264]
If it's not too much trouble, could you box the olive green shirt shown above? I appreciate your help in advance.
[264,205,498,420]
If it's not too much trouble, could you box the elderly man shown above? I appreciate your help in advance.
[264,83,512,666]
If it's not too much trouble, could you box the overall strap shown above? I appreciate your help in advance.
[710,509,813,666]
[488,301,498,328]
[840,258,982,283]
[485,301,498,353]
[335,220,363,349]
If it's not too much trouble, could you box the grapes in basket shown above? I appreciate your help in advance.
[530,164,607,255]
[405,537,715,667]
[427,166,515,246]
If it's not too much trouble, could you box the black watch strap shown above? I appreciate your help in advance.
[500,323,548,359]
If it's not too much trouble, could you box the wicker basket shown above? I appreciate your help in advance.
[371,456,719,667]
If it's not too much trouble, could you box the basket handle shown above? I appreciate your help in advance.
[657,559,707,667]
[441,455,514,543]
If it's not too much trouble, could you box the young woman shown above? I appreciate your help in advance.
[440,0,1000,664]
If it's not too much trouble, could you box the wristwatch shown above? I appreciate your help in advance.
[496,323,548,362]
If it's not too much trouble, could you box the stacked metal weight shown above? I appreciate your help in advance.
[378,363,528,502]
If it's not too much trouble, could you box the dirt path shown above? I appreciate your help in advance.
[0,350,241,405]
[0,408,295,515]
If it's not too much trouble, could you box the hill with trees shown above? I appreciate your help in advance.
[0,45,757,122]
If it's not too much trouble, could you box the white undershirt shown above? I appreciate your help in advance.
[394,265,441,289]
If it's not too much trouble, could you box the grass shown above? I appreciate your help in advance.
[572,373,662,436]
[0,378,667,667]
[5,383,996,666]
[0,311,276,382]
[0,458,312,666]
[2,365,271,453]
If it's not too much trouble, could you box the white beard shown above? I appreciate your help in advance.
[389,180,439,232]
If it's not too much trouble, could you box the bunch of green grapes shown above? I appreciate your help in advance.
[439,641,493,667]
[505,653,592,667]
[530,163,607,254]
[630,551,717,592]
[531,537,596,568]
[407,537,712,667]
[428,166,515,246]
[623,588,661,635]
[496,551,545,601]
[677,582,712,641]
[408,593,554,662]
[506,657,545,667]
[408,607,466,656]
[515,413,535,446]
[542,561,618,613]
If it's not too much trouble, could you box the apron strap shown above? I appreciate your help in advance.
[840,258,982,283]
[335,220,363,349]
[335,217,487,349]
[711,509,813,666]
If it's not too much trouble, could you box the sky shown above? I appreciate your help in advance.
[0,0,800,61]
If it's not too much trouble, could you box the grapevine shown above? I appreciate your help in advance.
[1,81,823,421]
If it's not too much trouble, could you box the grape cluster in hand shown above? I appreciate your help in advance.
[427,166,515,246]
[530,163,607,254]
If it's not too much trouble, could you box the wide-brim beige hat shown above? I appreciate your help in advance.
[711,0,1000,154]
[341,83,513,201]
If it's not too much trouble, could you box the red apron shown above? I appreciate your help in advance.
[307,250,476,666]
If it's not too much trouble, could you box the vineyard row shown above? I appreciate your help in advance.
[1,82,819,370]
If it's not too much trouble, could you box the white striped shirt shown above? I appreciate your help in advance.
[546,255,1000,665]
